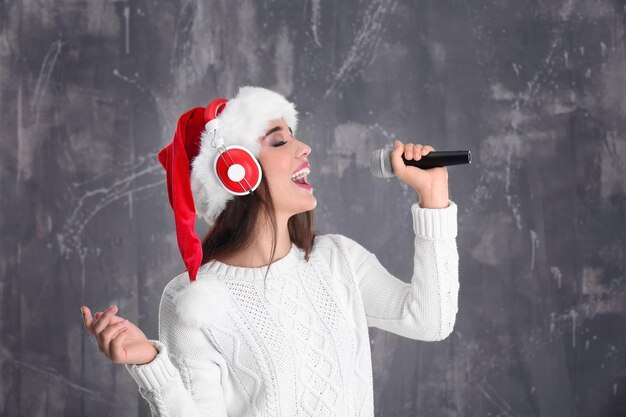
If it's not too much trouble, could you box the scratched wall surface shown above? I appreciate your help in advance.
[1,0,625,416]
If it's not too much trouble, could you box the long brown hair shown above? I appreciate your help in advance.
[200,174,316,278]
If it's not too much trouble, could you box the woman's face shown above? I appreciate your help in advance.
[258,118,317,219]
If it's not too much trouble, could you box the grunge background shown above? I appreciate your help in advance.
[1,0,625,416]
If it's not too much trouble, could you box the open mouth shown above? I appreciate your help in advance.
[291,166,310,185]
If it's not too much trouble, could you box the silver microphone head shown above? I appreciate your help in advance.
[369,148,394,178]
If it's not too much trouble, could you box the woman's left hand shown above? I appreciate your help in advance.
[391,140,449,208]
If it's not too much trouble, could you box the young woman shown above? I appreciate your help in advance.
[81,86,459,417]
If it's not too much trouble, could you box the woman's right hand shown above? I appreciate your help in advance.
[81,304,158,365]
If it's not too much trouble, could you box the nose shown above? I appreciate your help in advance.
[297,140,311,158]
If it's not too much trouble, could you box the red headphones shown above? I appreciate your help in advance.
[204,99,262,195]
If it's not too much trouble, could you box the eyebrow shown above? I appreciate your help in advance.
[263,126,293,140]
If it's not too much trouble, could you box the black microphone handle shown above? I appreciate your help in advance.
[401,150,471,169]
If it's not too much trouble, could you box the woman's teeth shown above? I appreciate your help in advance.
[291,167,310,184]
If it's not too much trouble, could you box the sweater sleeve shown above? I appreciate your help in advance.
[333,200,459,341]
[125,286,228,417]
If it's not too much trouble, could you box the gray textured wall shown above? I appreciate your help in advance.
[1,0,625,416]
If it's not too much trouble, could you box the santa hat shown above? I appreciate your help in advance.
[190,86,298,226]
[157,87,297,327]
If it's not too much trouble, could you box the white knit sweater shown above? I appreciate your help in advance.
[125,201,459,417]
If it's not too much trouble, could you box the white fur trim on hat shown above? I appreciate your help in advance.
[190,86,299,225]
[174,278,232,328]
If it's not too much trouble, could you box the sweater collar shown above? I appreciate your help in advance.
[199,243,303,280]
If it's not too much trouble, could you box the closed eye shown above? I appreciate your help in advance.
[272,140,287,147]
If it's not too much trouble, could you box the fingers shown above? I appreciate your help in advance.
[391,140,407,177]
[403,143,436,160]
[404,143,415,159]
[421,145,435,156]
[94,310,122,323]
[81,306,94,335]
[82,304,133,363]
[93,305,118,335]
[99,320,130,359]
[109,329,130,364]
[391,140,437,172]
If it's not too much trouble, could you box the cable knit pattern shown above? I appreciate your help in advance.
[125,201,459,417]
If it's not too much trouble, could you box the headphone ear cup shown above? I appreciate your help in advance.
[214,146,262,195]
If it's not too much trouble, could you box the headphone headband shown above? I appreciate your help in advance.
[205,98,228,122]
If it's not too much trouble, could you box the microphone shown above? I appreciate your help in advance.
[369,148,471,178]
